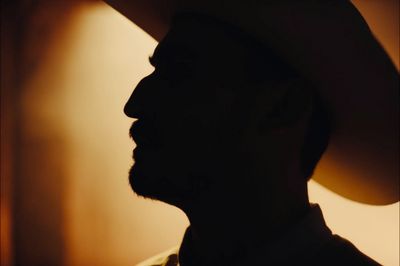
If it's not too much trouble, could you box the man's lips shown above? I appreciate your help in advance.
[129,120,162,149]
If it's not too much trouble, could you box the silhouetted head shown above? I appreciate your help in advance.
[124,13,330,208]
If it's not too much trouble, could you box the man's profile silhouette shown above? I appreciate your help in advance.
[106,1,398,265]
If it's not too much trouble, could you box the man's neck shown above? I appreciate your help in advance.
[178,188,311,265]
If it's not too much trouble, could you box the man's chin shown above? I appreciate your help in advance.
[128,165,189,205]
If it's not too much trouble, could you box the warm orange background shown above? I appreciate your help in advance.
[1,1,399,265]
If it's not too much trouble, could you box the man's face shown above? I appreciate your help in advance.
[124,16,302,205]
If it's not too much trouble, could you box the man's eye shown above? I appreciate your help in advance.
[154,63,194,82]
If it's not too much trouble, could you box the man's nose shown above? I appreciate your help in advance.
[124,75,159,119]
[124,89,140,119]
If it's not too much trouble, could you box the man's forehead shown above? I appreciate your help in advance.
[152,39,196,62]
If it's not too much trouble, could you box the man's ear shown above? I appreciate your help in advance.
[256,78,314,133]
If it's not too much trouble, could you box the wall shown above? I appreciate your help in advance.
[1,1,398,265]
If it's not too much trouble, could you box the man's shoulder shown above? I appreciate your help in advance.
[311,234,381,266]
[136,246,179,266]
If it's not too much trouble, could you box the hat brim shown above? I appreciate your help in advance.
[105,0,399,205]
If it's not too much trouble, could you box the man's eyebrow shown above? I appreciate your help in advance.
[148,55,157,67]
[148,45,161,67]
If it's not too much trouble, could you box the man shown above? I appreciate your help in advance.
[107,1,399,265]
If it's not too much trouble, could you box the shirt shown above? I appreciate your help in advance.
[136,204,380,266]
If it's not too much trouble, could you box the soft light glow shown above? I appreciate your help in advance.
[17,1,398,265]
[309,181,399,265]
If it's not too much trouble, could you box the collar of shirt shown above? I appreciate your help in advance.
[136,204,333,266]
[177,204,333,266]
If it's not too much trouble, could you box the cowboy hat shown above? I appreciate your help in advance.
[104,0,399,205]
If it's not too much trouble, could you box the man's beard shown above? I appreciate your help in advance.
[128,163,173,202]
[128,162,211,206]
